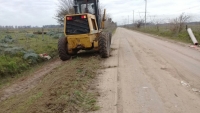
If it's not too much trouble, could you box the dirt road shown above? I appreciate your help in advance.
[94,28,200,113]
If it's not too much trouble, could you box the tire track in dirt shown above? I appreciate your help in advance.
[0,58,62,102]
[125,29,200,89]
[121,31,165,113]
[116,32,123,113]
[92,29,121,113]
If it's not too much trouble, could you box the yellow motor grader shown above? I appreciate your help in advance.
[58,0,111,61]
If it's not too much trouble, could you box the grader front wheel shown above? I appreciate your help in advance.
[98,33,110,58]
[58,37,71,61]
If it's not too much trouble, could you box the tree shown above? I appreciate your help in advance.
[169,13,190,34]
[55,0,74,25]
[135,19,144,28]
[154,19,162,32]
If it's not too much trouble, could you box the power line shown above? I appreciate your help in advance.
[133,10,134,24]
[177,5,200,12]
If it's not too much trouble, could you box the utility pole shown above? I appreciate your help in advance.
[128,15,129,28]
[123,18,126,26]
[145,0,147,28]
[133,10,134,24]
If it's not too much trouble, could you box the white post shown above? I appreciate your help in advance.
[145,0,147,28]
[187,28,198,45]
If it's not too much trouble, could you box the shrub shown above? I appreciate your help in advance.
[0,55,29,77]
[1,35,15,43]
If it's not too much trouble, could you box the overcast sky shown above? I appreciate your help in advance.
[0,0,200,26]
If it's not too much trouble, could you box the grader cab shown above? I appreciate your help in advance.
[58,0,111,61]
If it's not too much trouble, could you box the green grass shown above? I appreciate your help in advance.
[0,28,59,87]
[0,55,28,76]
[71,90,100,111]
[0,27,117,112]
[0,56,101,113]
[13,91,43,113]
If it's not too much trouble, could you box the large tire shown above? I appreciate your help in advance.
[109,32,112,45]
[98,33,110,58]
[58,37,71,61]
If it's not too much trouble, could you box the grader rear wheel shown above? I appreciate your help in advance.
[109,32,112,45]
[98,33,110,58]
[58,37,71,61]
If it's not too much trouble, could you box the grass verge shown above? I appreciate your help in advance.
[129,26,200,44]
[0,54,101,113]
[0,56,59,89]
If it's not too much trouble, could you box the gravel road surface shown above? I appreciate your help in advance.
[94,28,200,113]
